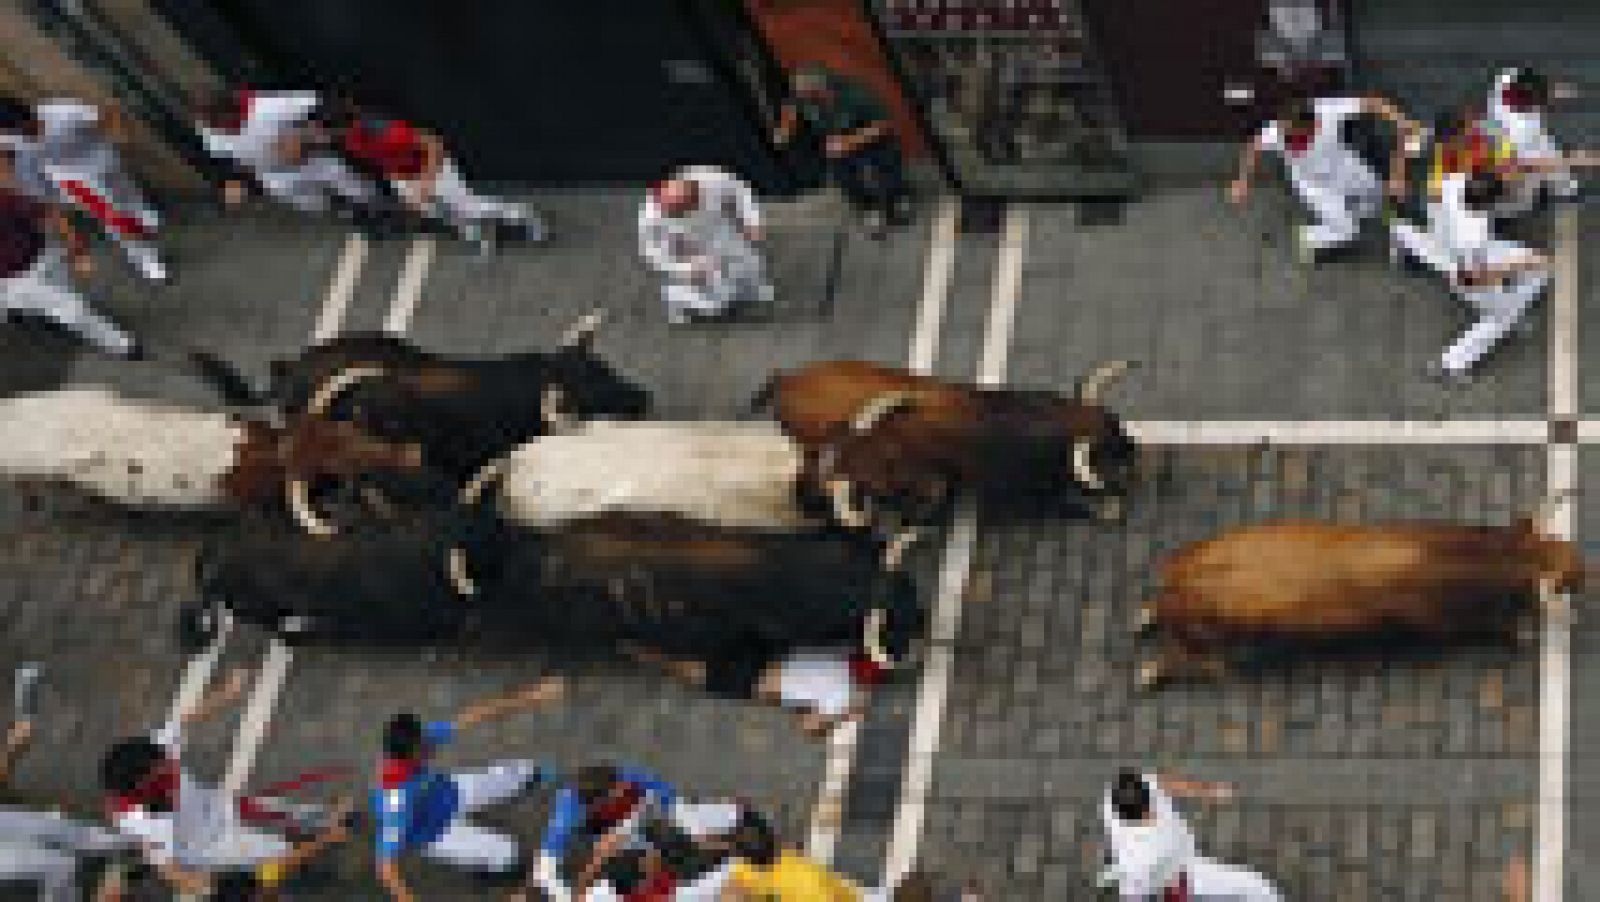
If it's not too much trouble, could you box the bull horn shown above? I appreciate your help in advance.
[1535,490,1580,529]
[862,608,895,669]
[828,479,870,530]
[1072,439,1105,491]
[285,478,337,537]
[307,365,387,416]
[540,385,573,430]
[460,458,509,506]
[882,527,923,571]
[1538,575,1572,623]
[851,391,918,434]
[446,547,478,598]
[1076,359,1134,404]
[559,308,607,349]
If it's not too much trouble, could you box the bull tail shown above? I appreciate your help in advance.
[745,374,780,415]
[185,348,271,407]
[1075,359,1137,404]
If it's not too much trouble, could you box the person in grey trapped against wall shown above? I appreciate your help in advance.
[1099,769,1283,901]
[0,97,171,284]
[638,165,773,325]
[0,667,131,902]
[0,148,141,359]
[1230,93,1423,265]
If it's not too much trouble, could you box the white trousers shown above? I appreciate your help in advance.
[1188,856,1284,900]
[259,155,377,213]
[420,759,541,872]
[660,239,770,319]
[0,248,134,355]
[0,840,77,902]
[396,158,539,235]
[46,163,164,274]
[1290,162,1381,251]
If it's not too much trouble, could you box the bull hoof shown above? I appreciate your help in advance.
[1136,660,1164,690]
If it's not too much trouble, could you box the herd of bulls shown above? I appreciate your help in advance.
[0,309,1586,690]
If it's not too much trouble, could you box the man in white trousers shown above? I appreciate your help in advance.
[196,88,379,218]
[0,718,129,901]
[0,151,140,358]
[1481,67,1581,217]
[99,669,348,898]
[371,677,564,902]
[1100,769,1282,901]
[638,166,773,324]
[1390,171,1551,381]
[0,97,169,283]
[337,110,545,253]
[1231,94,1422,263]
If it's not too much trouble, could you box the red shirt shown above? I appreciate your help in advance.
[342,119,428,179]
[0,190,46,279]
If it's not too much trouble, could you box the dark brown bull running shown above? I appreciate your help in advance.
[751,359,1138,526]
[1136,505,1584,687]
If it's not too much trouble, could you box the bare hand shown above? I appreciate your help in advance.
[1209,783,1236,802]
[69,253,95,279]
[516,676,565,706]
[1388,177,1409,200]
[5,719,32,748]
[222,180,247,208]
[221,667,252,699]
[824,135,851,158]
[1228,178,1250,207]
[743,224,764,243]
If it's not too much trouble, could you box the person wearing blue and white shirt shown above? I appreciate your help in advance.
[370,677,564,902]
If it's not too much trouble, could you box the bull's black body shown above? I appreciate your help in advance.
[187,512,923,669]
[266,332,652,479]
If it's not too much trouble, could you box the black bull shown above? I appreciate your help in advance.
[183,513,925,673]
[260,313,651,480]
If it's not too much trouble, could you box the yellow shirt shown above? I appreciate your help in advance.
[727,850,864,901]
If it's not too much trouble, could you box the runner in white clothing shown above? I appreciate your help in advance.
[1100,770,1283,901]
[639,166,773,324]
[196,88,379,217]
[1231,94,1422,263]
[0,96,169,283]
[1481,67,1580,216]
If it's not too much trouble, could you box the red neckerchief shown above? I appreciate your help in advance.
[379,757,422,791]
[625,870,677,902]
[1500,84,1537,113]
[1284,125,1315,156]
[1162,872,1191,902]
[585,782,645,834]
[213,90,256,134]
[106,758,179,818]
[342,119,427,178]
[848,653,887,688]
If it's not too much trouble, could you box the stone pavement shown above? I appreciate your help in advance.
[0,179,1589,900]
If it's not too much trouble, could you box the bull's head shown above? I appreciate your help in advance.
[1068,359,1137,494]
[862,528,926,670]
[546,309,652,422]
[442,458,511,598]
[1517,492,1587,609]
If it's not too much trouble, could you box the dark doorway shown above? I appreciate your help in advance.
[156,0,801,190]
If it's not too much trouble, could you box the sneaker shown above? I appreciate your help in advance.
[462,222,494,257]
[1424,361,1472,387]
[864,210,888,240]
[754,282,775,304]
[122,341,148,361]
[666,308,692,325]
[506,213,548,244]
[128,245,169,284]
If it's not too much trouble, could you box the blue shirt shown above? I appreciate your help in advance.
[371,721,461,859]
[539,767,677,858]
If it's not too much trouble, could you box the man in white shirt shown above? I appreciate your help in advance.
[1481,67,1580,216]
[638,166,773,324]
[99,669,341,898]
[1391,170,1551,381]
[1230,94,1422,263]
[0,96,169,283]
[195,88,379,217]
[1100,769,1282,901]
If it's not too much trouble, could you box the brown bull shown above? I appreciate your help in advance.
[1136,512,1584,687]
[750,359,1137,526]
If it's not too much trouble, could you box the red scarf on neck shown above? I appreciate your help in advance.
[1500,84,1538,113]
[106,759,179,818]
[586,782,645,834]
[848,653,888,687]
[625,870,677,902]
[1284,125,1315,156]
[1162,872,1191,902]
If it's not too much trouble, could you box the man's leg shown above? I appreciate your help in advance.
[1439,271,1548,374]
[420,818,522,872]
[1294,176,1362,252]
[3,251,137,356]
[429,158,543,239]
[859,140,911,221]
[1187,856,1284,901]
[0,841,78,902]
[55,173,168,283]
[828,153,879,212]
[451,760,546,814]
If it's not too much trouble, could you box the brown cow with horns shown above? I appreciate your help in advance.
[751,359,1139,527]
[1135,503,1584,687]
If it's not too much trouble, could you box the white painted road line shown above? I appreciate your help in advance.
[808,196,963,864]
[1129,419,1550,445]
[883,205,1029,887]
[221,640,292,796]
[1536,205,1579,902]
[310,233,370,345]
[383,237,437,335]
[164,231,368,730]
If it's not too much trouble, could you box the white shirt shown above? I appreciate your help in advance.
[198,91,323,174]
[111,721,231,869]
[0,100,111,198]
[776,651,857,718]
[1258,96,1366,183]
[1485,68,1556,159]
[638,166,761,278]
[1103,773,1197,899]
